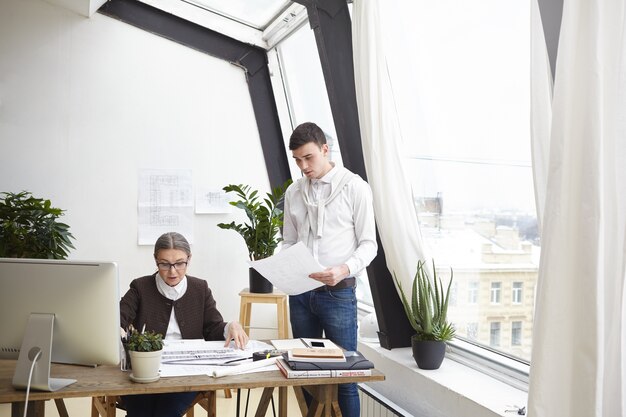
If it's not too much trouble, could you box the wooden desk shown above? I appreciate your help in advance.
[0,360,384,417]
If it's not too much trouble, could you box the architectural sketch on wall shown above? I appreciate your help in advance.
[138,169,194,245]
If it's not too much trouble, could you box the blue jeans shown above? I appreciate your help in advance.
[121,392,198,417]
[289,287,359,417]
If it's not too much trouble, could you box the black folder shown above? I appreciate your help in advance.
[283,350,374,371]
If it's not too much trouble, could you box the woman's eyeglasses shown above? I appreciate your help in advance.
[156,261,188,271]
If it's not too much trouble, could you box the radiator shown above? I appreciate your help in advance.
[358,384,412,417]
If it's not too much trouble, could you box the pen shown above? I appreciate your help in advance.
[300,338,311,348]
[224,356,252,364]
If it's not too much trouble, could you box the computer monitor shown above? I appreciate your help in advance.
[0,258,120,391]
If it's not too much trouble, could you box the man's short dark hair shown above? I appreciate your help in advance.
[289,122,327,150]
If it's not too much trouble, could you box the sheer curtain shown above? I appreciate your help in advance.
[528,0,626,415]
[352,0,429,293]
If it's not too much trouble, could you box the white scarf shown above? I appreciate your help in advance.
[298,166,356,250]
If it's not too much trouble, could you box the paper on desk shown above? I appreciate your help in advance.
[248,242,325,295]
[159,339,273,377]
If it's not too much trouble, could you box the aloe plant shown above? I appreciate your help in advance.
[394,259,456,342]
[217,180,292,261]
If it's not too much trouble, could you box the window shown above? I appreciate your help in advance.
[466,322,479,340]
[468,281,479,304]
[512,282,523,304]
[273,0,536,368]
[490,322,501,347]
[511,321,522,346]
[490,282,502,304]
[449,281,458,307]
[403,0,536,364]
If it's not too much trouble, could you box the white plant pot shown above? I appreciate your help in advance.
[128,350,162,381]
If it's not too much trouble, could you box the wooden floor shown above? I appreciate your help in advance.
[0,388,300,417]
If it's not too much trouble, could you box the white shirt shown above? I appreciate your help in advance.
[282,166,378,277]
[155,275,231,340]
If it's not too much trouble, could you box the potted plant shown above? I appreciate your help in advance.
[217,180,292,293]
[123,325,164,383]
[394,259,455,369]
[0,191,75,259]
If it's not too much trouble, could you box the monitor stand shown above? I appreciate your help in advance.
[12,313,76,392]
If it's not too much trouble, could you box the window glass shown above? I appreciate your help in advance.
[405,0,536,362]
[511,321,522,346]
[512,282,523,304]
[490,322,501,347]
[468,281,479,304]
[490,282,502,304]
[275,24,342,170]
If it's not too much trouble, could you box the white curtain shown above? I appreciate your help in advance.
[530,0,553,228]
[528,0,626,415]
[352,0,429,292]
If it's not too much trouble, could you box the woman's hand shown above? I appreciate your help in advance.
[224,321,249,349]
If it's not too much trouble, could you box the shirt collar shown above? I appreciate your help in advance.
[155,274,187,301]
[312,163,337,185]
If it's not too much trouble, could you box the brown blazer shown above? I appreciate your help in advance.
[120,274,226,340]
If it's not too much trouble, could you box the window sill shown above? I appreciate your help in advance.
[358,340,528,417]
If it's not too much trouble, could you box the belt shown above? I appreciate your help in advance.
[313,277,356,292]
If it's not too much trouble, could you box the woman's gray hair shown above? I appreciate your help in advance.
[153,232,191,258]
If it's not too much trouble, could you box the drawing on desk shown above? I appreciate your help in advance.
[159,340,276,377]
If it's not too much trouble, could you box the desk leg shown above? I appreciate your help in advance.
[11,401,45,417]
[304,385,342,417]
[91,396,117,417]
[278,386,288,417]
[293,386,308,417]
[54,399,69,417]
[254,387,274,417]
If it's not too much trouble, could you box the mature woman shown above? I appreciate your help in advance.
[120,232,248,417]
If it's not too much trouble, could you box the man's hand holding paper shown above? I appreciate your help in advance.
[248,242,324,295]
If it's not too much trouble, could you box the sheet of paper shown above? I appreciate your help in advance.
[195,187,231,214]
[248,242,325,295]
[137,169,194,245]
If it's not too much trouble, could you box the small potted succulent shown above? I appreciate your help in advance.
[123,325,164,382]
[394,259,456,370]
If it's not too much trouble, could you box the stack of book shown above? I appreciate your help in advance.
[276,348,374,379]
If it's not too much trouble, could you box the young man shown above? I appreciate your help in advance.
[282,122,378,417]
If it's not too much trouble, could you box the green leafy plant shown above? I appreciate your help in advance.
[0,191,75,259]
[124,325,164,352]
[217,180,292,261]
[394,259,456,342]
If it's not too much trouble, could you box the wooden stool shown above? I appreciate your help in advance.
[238,288,289,339]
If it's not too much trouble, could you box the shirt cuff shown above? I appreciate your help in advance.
[344,260,358,277]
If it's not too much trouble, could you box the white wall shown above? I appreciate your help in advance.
[0,0,282,336]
